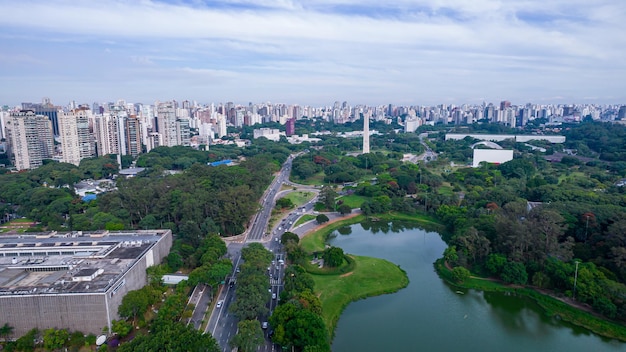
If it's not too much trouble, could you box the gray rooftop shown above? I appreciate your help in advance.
[0,230,169,295]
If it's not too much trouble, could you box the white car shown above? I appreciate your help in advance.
[262,321,269,329]
[272,293,277,300]
[216,300,223,309]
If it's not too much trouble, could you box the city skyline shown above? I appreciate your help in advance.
[1,1,625,106]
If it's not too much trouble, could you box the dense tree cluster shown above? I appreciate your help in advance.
[291,150,404,184]
[96,153,280,237]
[275,197,295,210]
[116,284,220,352]
[118,316,219,352]
[563,122,626,162]
[281,231,300,246]
[270,264,329,352]
[228,243,274,351]
[0,143,288,239]
[229,243,273,320]
[291,121,626,322]
[0,326,97,352]
[230,320,264,352]
[0,156,120,230]
[322,246,344,267]
[186,234,231,285]
[432,123,626,320]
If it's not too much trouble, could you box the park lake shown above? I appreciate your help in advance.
[327,221,625,352]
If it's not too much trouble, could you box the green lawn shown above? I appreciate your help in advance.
[300,215,366,253]
[294,214,316,227]
[8,218,35,223]
[292,171,326,185]
[337,194,369,208]
[368,212,444,232]
[0,218,37,233]
[284,191,316,208]
[312,255,409,336]
[558,171,585,183]
[300,214,409,336]
[437,185,454,195]
[269,191,317,231]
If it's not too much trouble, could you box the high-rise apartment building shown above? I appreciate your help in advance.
[157,102,178,147]
[285,118,295,136]
[21,102,61,136]
[176,118,191,147]
[93,111,143,159]
[146,132,162,152]
[618,106,626,120]
[125,115,142,157]
[93,113,121,157]
[58,109,95,166]
[217,114,227,138]
[0,111,8,140]
[5,110,54,170]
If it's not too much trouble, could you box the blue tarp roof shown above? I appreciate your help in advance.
[209,159,232,167]
[82,194,97,202]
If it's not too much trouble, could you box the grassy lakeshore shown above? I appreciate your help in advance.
[312,255,408,336]
[435,259,626,342]
[299,212,441,253]
[301,211,626,342]
[300,214,367,253]
[300,214,409,336]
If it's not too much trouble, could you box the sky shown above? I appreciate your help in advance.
[1,0,625,107]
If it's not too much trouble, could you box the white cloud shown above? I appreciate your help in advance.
[0,0,624,105]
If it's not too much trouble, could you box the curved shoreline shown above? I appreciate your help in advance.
[299,214,422,338]
[301,213,626,343]
[435,259,626,342]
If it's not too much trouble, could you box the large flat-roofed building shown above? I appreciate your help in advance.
[0,229,172,336]
[445,133,565,144]
[473,149,514,167]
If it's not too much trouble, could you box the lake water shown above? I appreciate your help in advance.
[328,221,625,352]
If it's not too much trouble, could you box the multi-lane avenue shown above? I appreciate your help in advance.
[204,153,316,352]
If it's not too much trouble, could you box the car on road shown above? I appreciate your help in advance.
[262,321,269,329]
[216,300,223,308]
[272,293,277,300]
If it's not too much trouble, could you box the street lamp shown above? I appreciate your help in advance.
[573,261,580,300]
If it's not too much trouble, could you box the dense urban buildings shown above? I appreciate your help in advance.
[58,108,95,166]
[0,229,172,336]
[0,97,625,171]
[4,110,54,171]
